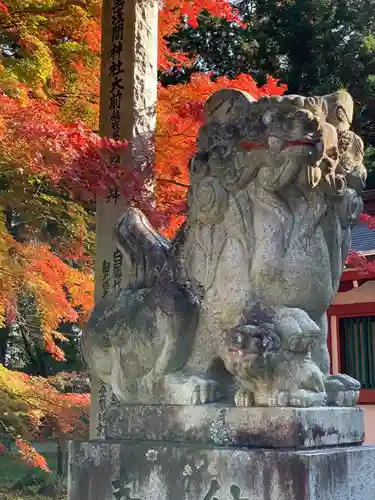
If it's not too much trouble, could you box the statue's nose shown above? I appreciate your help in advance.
[325,145,339,163]
[295,109,321,133]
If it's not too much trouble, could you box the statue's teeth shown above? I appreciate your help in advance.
[308,165,322,188]
[268,136,284,153]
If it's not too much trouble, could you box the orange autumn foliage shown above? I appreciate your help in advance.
[0,215,93,360]
[0,364,89,471]
[15,440,51,473]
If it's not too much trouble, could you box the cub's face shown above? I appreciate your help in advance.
[225,324,281,374]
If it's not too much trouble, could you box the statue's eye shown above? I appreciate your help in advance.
[233,333,243,346]
[336,106,347,123]
[210,145,228,158]
[262,110,273,125]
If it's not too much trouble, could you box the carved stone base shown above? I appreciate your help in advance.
[105,404,364,449]
[67,440,375,500]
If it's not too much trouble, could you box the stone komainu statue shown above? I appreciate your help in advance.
[82,90,365,409]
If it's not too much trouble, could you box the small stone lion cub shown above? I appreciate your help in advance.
[222,318,327,408]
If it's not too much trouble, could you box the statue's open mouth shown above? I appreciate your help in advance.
[240,136,321,153]
[280,138,320,152]
[239,140,265,151]
[229,347,243,354]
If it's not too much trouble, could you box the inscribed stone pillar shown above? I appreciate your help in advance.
[90,0,158,438]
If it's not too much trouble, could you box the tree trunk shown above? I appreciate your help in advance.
[56,438,63,476]
[56,437,68,477]
[0,326,10,365]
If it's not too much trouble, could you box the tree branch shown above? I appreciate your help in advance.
[156,177,189,188]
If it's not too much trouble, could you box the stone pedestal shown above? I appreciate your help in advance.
[67,405,375,499]
[68,440,375,500]
[105,404,364,449]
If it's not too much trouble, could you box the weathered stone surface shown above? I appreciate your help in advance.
[105,404,364,449]
[68,440,375,500]
[84,89,366,410]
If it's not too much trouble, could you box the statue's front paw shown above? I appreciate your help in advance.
[188,376,220,405]
[235,388,254,407]
[267,392,289,407]
[252,391,289,407]
[289,389,327,407]
[325,374,361,407]
[164,373,220,405]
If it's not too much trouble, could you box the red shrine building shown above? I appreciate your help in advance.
[328,189,375,441]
